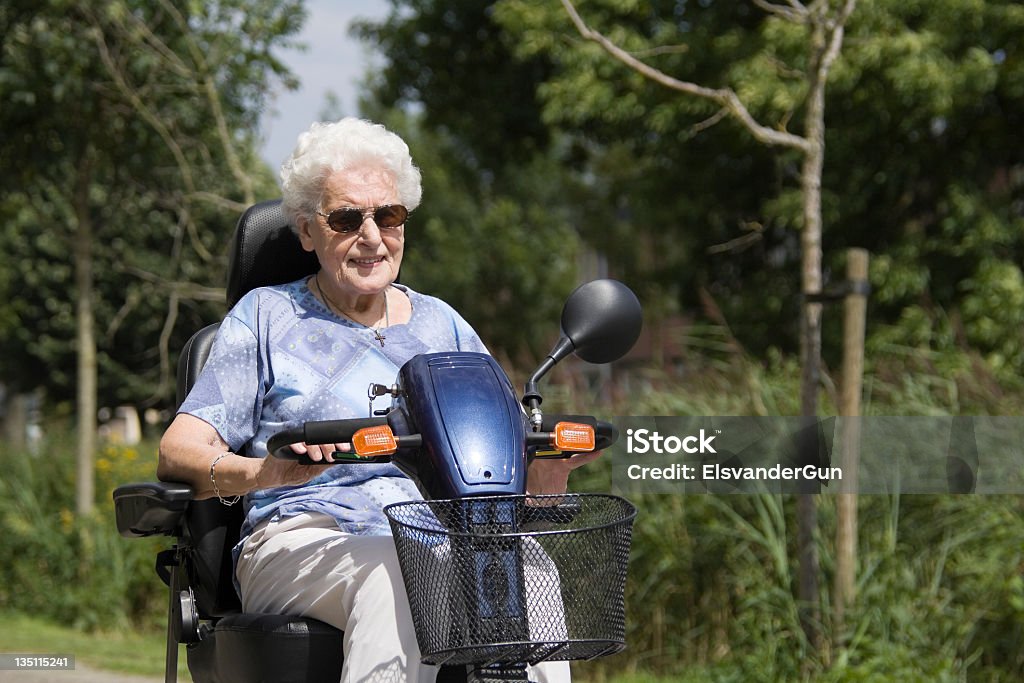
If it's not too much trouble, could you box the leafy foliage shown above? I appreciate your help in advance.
[0,0,300,409]
[0,431,167,631]
[352,0,553,171]
[358,0,1024,379]
[565,350,1024,681]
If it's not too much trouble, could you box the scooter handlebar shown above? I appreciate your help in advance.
[267,417,389,463]
[267,414,619,464]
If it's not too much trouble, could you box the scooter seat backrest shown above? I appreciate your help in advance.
[179,199,320,617]
[178,199,317,408]
[176,323,240,618]
[226,199,320,307]
[176,323,220,409]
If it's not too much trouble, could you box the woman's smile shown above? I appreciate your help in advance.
[351,255,386,267]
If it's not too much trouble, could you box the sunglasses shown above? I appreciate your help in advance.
[315,204,409,234]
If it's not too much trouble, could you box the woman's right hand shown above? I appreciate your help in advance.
[252,442,351,490]
[159,413,353,496]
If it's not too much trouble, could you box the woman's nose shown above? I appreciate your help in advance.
[355,218,383,245]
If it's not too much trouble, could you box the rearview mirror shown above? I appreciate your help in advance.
[559,279,643,364]
[529,279,643,383]
[522,278,643,414]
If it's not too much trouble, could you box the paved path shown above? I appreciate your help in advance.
[0,665,163,683]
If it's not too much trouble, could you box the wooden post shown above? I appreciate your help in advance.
[834,248,868,646]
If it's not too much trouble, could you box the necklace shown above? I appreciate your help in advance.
[315,273,390,347]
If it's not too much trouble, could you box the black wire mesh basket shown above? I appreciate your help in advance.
[384,493,636,667]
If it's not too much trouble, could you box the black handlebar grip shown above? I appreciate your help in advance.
[594,420,619,450]
[539,414,598,431]
[303,417,388,445]
[267,417,390,462]
[266,427,307,460]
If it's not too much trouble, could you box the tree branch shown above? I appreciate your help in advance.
[630,44,690,59]
[126,272,226,305]
[182,204,215,263]
[820,0,858,81]
[751,0,808,23]
[105,288,142,341]
[187,191,251,214]
[154,290,179,405]
[119,7,193,79]
[88,20,195,200]
[766,54,808,80]
[156,0,256,206]
[707,221,764,254]
[560,0,810,152]
[88,14,220,263]
[689,108,730,136]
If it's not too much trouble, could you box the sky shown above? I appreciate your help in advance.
[258,0,390,170]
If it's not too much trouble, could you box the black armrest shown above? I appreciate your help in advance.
[114,481,195,538]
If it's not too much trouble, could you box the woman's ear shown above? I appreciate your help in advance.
[296,215,316,252]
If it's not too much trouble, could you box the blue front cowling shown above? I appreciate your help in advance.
[393,353,528,499]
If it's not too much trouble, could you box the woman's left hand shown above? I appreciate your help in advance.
[526,450,602,497]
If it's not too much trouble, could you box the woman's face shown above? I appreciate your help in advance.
[297,166,405,303]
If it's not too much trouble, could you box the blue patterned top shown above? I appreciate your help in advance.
[178,278,487,550]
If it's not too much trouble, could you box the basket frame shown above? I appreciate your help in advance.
[384,493,636,667]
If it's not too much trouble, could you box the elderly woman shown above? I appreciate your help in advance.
[158,118,592,683]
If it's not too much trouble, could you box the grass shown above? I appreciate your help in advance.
[0,611,191,681]
[0,608,697,683]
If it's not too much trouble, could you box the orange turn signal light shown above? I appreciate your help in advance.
[552,421,596,452]
[352,425,398,457]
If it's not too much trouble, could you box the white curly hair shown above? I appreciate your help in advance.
[279,117,422,228]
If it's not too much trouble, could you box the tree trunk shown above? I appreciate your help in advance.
[796,13,829,656]
[74,153,97,517]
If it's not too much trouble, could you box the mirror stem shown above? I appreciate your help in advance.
[523,336,575,430]
[523,370,549,431]
[523,387,543,431]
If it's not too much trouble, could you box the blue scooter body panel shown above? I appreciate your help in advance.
[393,352,528,499]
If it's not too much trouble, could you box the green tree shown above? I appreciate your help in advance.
[357,0,1024,668]
[495,0,1024,383]
[536,0,858,656]
[821,1,1024,381]
[359,1,1024,380]
[0,0,302,513]
[353,0,553,172]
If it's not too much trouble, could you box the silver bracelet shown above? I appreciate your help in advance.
[210,452,241,506]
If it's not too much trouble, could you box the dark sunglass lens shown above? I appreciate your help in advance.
[374,205,408,228]
[327,208,364,233]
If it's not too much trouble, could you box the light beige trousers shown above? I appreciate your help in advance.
[236,512,571,683]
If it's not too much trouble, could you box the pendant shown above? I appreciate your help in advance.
[373,329,386,347]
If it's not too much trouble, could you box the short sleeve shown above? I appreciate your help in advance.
[178,313,265,451]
